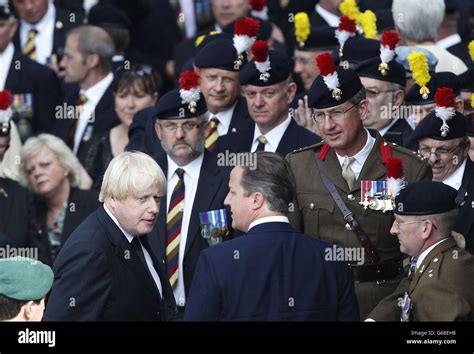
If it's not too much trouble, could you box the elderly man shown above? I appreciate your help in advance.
[44,152,176,321]
[409,93,474,254]
[0,257,53,322]
[150,78,232,315]
[219,47,321,156]
[185,152,359,321]
[287,53,432,318]
[52,25,119,165]
[367,181,474,321]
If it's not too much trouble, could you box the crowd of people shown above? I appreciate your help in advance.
[0,0,474,322]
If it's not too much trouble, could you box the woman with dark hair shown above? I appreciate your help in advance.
[84,65,160,189]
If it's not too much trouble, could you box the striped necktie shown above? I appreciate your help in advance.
[23,28,38,60]
[256,135,267,152]
[205,117,219,152]
[166,168,185,288]
[66,93,88,149]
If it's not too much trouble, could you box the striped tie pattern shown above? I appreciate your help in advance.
[205,117,219,152]
[256,135,267,152]
[66,93,88,149]
[23,29,38,60]
[166,168,185,288]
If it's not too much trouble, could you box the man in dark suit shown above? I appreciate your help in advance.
[11,0,84,67]
[43,151,176,321]
[185,152,359,321]
[367,181,474,321]
[355,48,414,149]
[0,6,62,140]
[219,48,321,156]
[409,97,474,254]
[52,25,119,166]
[309,0,341,29]
[149,83,232,315]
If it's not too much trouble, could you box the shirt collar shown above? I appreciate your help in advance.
[103,204,134,242]
[253,115,292,150]
[0,42,14,62]
[416,238,449,269]
[212,101,238,134]
[315,3,340,27]
[436,33,462,49]
[442,157,467,190]
[167,152,204,182]
[248,215,290,232]
[83,72,114,106]
[21,2,55,32]
[336,128,375,169]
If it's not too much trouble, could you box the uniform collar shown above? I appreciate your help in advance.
[442,158,467,191]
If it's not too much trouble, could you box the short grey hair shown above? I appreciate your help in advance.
[392,0,445,42]
[99,151,166,201]
[420,208,459,237]
[67,25,115,72]
[20,134,81,189]
[239,152,296,214]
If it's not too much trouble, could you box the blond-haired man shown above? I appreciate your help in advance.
[44,151,177,321]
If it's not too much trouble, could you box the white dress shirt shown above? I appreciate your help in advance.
[248,215,290,232]
[251,115,292,152]
[20,2,55,65]
[315,4,340,27]
[180,0,197,38]
[103,204,163,298]
[0,43,14,90]
[442,158,467,191]
[166,153,204,306]
[73,72,114,154]
[436,33,462,49]
[210,101,237,136]
[336,129,375,179]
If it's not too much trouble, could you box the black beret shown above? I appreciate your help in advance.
[195,32,233,51]
[154,89,207,120]
[409,110,467,142]
[405,72,461,105]
[373,9,395,32]
[467,113,474,137]
[88,4,132,30]
[340,36,380,66]
[239,50,291,86]
[0,4,12,20]
[295,27,338,52]
[395,181,458,215]
[194,38,246,72]
[459,68,474,92]
[308,67,362,109]
[356,57,407,87]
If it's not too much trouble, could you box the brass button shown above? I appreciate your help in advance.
[309,203,315,209]
[345,223,352,230]
[428,274,433,278]
[347,194,355,201]
[383,142,388,146]
[433,258,439,263]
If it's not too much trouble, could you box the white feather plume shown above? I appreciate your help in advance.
[323,72,340,90]
[233,35,256,54]
[179,88,201,104]
[435,106,455,123]
[380,45,395,64]
[387,177,405,198]
[335,29,355,47]
[255,59,271,73]
[0,107,12,124]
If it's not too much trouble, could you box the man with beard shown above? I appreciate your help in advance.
[149,73,233,317]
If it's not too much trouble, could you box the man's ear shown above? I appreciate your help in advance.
[23,300,36,321]
[86,53,100,69]
[455,98,464,114]
[392,89,405,107]
[251,192,265,210]
[286,82,297,104]
[358,99,369,121]
[155,121,162,140]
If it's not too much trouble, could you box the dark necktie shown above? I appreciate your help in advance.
[256,135,267,152]
[66,93,88,150]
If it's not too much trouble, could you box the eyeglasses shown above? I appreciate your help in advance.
[394,219,438,230]
[311,102,360,123]
[158,121,205,132]
[292,56,313,67]
[419,144,462,159]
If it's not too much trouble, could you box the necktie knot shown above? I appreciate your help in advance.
[210,117,219,128]
[28,28,38,37]
[258,135,267,144]
[77,93,88,106]
[408,256,418,276]
[176,168,185,180]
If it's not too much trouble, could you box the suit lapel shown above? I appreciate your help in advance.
[276,119,296,155]
[184,151,223,257]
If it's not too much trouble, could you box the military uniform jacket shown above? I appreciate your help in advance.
[455,158,474,254]
[287,129,432,262]
[369,237,474,321]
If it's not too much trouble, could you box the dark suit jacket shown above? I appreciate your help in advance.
[5,50,63,135]
[0,231,13,248]
[30,188,100,266]
[43,206,177,321]
[185,222,360,321]
[456,158,474,254]
[149,151,232,297]
[127,96,252,156]
[13,7,85,64]
[382,118,414,149]
[446,41,472,67]
[52,80,120,165]
[0,177,33,248]
[218,118,321,156]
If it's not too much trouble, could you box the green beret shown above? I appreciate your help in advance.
[0,257,53,301]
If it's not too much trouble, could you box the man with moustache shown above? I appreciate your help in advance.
[287,53,432,318]
[149,76,232,316]
[44,152,177,321]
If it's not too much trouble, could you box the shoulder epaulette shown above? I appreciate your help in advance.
[288,140,325,155]
[386,141,427,162]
